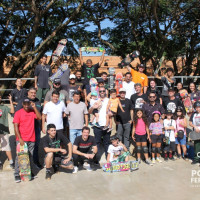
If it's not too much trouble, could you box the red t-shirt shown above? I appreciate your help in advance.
[13,109,37,142]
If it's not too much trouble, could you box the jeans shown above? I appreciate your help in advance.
[93,127,111,161]
[33,125,41,164]
[117,123,131,149]
[14,141,37,177]
[70,129,82,144]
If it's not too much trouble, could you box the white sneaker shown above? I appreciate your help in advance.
[156,157,162,163]
[83,162,92,171]
[152,158,156,164]
[72,166,78,174]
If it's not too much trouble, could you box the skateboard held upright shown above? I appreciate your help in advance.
[115,72,123,96]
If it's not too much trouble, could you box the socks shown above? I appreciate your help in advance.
[9,160,13,164]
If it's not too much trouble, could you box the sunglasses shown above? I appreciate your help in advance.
[99,90,106,93]
[149,96,156,98]
[70,78,75,80]
[54,83,60,85]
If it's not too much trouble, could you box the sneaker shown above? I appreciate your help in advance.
[103,126,109,130]
[156,157,162,163]
[89,122,93,126]
[72,166,78,174]
[152,158,156,164]
[164,153,168,161]
[183,156,189,161]
[107,128,113,133]
[53,165,59,174]
[137,159,141,164]
[10,163,15,170]
[177,154,181,159]
[31,173,38,180]
[169,156,175,161]
[145,159,153,166]
[83,162,92,171]
[94,122,101,127]
[15,176,21,183]
[0,163,3,170]
[45,171,52,180]
[191,160,199,165]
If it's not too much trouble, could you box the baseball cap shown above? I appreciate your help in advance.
[97,78,104,83]
[138,64,145,68]
[166,110,172,115]
[194,101,200,108]
[176,106,184,112]
[168,87,175,92]
[69,74,76,79]
[53,78,61,84]
[91,91,98,96]
[119,88,126,93]
[23,98,30,104]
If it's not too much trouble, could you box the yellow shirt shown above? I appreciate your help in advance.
[110,98,119,113]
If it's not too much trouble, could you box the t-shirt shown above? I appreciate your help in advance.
[43,101,66,130]
[34,64,52,89]
[68,85,79,101]
[131,69,148,90]
[13,109,37,142]
[116,98,132,124]
[109,98,119,113]
[60,68,70,91]
[0,104,10,134]
[135,118,146,135]
[11,88,27,104]
[163,97,184,114]
[82,63,100,85]
[65,102,88,129]
[74,135,96,153]
[161,76,176,96]
[189,113,200,130]
[176,118,186,135]
[163,119,176,142]
[75,78,85,90]
[149,122,163,135]
[43,133,70,155]
[130,93,148,109]
[44,89,69,104]
[107,144,123,162]
[122,81,136,99]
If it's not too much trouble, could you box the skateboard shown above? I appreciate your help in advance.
[154,56,165,75]
[102,161,139,173]
[52,39,67,62]
[115,72,123,96]
[17,143,31,181]
[90,78,98,94]
[80,47,105,53]
[120,51,140,68]
[108,67,115,90]
[179,89,193,113]
[189,131,200,141]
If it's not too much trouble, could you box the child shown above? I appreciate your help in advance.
[163,110,176,161]
[175,106,187,159]
[132,109,152,165]
[189,101,200,165]
[105,89,125,132]
[149,111,164,163]
[107,135,129,163]
[87,91,102,127]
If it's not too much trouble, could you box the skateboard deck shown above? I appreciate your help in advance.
[102,161,139,172]
[81,47,105,52]
[52,39,67,62]
[115,72,123,96]
[90,78,98,94]
[120,51,140,68]
[179,89,193,113]
[154,56,165,75]
[108,67,115,90]
[17,143,31,181]
[189,131,200,141]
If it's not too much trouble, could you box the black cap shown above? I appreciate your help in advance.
[98,78,104,83]
[194,101,200,108]
[176,106,183,112]
[166,67,174,73]
[23,98,30,103]
[168,87,175,92]
[138,64,145,68]
[166,110,173,114]
[53,78,61,84]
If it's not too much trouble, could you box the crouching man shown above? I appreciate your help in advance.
[72,126,98,173]
[43,124,73,180]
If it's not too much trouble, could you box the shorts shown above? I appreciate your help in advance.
[175,135,186,145]
[151,135,162,144]
[135,134,147,143]
[164,141,176,152]
[0,134,11,151]
[92,109,98,115]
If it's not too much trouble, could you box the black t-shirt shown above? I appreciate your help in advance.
[43,133,70,155]
[116,98,133,124]
[82,63,100,85]
[11,88,28,104]
[34,64,52,89]
[130,93,148,109]
[68,85,79,101]
[75,78,85,90]
[146,88,161,104]
[163,97,185,114]
[73,135,96,153]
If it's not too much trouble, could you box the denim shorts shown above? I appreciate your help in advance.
[175,135,186,145]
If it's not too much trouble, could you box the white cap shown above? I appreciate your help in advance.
[119,88,126,92]
[69,74,76,79]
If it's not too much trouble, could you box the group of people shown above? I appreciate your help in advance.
[0,50,200,183]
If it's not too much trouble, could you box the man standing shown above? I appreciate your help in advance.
[13,99,41,183]
[126,64,148,93]
[72,126,98,173]
[75,70,85,102]
[60,59,70,91]
[143,92,165,122]
[89,87,110,162]
[116,88,133,149]
[79,48,105,94]
[65,91,88,144]
[43,124,73,180]
[130,83,148,109]
[122,72,136,99]
[42,91,66,135]
[68,74,79,102]
[34,55,52,102]
[0,94,15,170]
[101,72,109,90]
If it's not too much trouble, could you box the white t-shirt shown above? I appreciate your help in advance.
[43,101,66,130]
[123,81,136,99]
[163,119,176,142]
[90,98,98,108]
[107,144,123,162]
[93,98,109,126]
[192,113,200,130]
